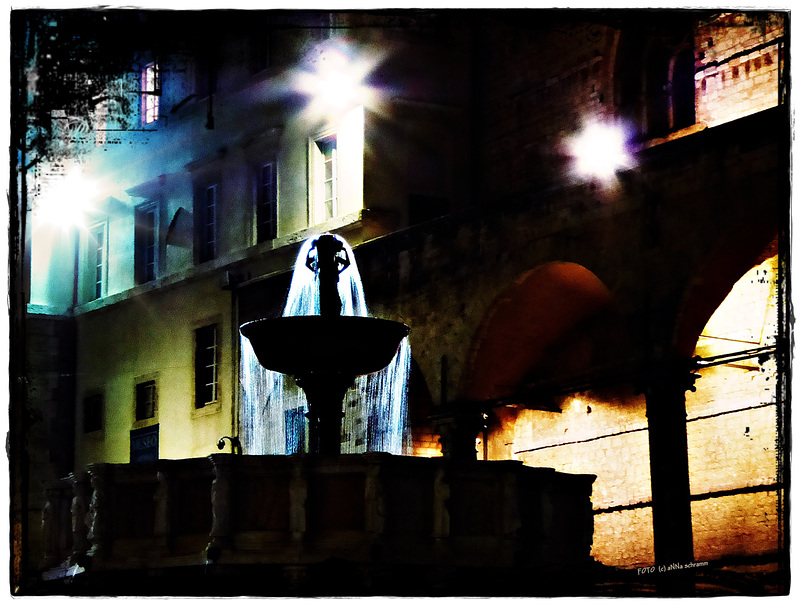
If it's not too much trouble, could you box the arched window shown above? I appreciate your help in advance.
[616,22,696,140]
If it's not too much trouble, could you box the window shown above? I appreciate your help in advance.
[83,394,103,433]
[308,107,364,225]
[141,62,160,125]
[88,222,106,301]
[669,48,696,131]
[135,380,157,421]
[257,162,277,242]
[311,134,338,223]
[196,185,217,263]
[195,324,219,409]
[617,27,696,140]
[135,203,158,284]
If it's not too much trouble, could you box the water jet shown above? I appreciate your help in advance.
[240,234,410,455]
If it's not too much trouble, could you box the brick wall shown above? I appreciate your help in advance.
[484,254,780,568]
[480,14,617,199]
[695,13,785,127]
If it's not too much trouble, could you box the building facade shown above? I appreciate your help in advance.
[11,9,789,594]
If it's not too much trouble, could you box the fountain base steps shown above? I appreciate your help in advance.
[40,454,596,595]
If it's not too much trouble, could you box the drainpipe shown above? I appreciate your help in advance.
[223,271,241,451]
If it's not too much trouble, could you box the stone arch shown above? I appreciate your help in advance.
[460,261,618,402]
[673,223,779,358]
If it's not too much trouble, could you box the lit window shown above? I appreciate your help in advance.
[195,324,219,409]
[135,203,158,284]
[141,63,160,125]
[311,134,338,223]
[196,185,217,263]
[135,380,157,421]
[307,106,364,226]
[88,222,106,301]
[257,162,277,242]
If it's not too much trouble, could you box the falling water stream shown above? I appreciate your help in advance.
[239,235,411,455]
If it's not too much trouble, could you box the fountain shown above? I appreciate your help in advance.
[39,232,597,595]
[240,234,410,455]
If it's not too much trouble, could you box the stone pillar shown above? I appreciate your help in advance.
[364,461,385,536]
[640,362,699,571]
[433,411,484,461]
[86,465,112,561]
[40,482,62,569]
[154,469,173,553]
[289,458,307,543]
[207,454,234,562]
[432,464,450,540]
[70,472,91,566]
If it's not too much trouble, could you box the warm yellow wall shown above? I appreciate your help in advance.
[695,13,785,128]
[685,254,780,560]
[499,395,653,568]
[74,276,236,467]
[486,254,780,569]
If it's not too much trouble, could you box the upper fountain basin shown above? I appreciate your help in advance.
[240,315,410,378]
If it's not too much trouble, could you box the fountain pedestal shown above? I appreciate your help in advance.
[296,373,350,455]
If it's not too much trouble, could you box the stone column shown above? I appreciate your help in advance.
[433,411,485,461]
[86,465,112,561]
[289,458,307,543]
[40,481,63,569]
[432,464,450,540]
[640,362,699,570]
[207,454,234,562]
[364,461,385,536]
[70,472,92,566]
[154,469,174,553]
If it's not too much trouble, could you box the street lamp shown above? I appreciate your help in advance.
[569,122,632,181]
[33,165,99,230]
[30,163,101,309]
[294,42,378,118]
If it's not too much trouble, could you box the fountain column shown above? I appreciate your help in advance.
[240,233,409,456]
[298,373,352,455]
[300,234,353,454]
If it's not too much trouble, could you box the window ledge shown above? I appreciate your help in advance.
[192,402,222,419]
[638,122,708,150]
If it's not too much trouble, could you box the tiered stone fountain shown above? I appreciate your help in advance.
[39,233,597,596]
[240,234,409,455]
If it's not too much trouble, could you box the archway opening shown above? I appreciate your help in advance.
[684,250,782,564]
[462,261,615,403]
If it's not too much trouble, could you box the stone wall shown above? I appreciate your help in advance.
[695,13,785,127]
[23,315,77,576]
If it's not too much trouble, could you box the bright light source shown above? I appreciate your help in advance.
[34,166,99,229]
[570,122,631,180]
[295,44,377,117]
[317,70,357,110]
[570,397,585,413]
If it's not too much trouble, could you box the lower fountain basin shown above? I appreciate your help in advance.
[240,316,410,378]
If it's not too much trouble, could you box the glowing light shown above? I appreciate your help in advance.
[570,122,632,180]
[317,70,357,109]
[34,166,99,230]
[294,43,380,118]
